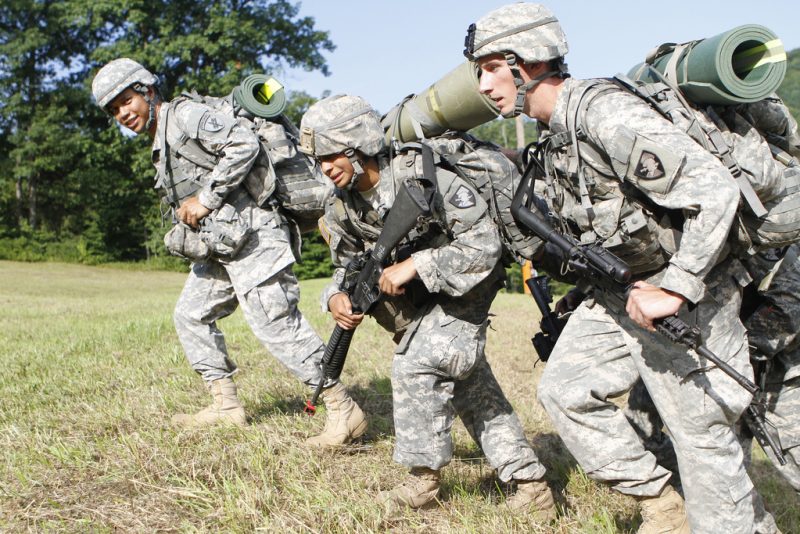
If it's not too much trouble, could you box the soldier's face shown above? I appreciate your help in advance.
[107,88,151,135]
[319,153,354,189]
[477,54,518,116]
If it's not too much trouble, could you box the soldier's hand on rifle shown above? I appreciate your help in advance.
[177,196,212,228]
[379,257,417,296]
[626,281,686,332]
[555,287,586,316]
[329,292,364,330]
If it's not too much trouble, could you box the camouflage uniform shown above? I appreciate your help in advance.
[531,76,763,533]
[318,147,546,482]
[625,95,800,500]
[741,244,800,493]
[154,97,327,386]
[625,245,800,534]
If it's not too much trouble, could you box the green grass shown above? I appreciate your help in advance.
[1,261,797,533]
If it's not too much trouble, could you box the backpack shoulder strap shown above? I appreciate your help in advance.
[166,96,220,171]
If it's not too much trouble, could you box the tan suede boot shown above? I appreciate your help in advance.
[305,382,367,447]
[171,377,247,427]
[506,478,558,521]
[637,485,691,534]
[378,467,441,515]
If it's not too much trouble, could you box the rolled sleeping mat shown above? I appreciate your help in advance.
[233,74,288,118]
[382,61,500,143]
[629,24,786,105]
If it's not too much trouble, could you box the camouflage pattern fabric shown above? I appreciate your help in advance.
[628,245,800,495]
[742,244,800,493]
[540,260,755,533]
[321,150,546,482]
[467,3,568,64]
[175,258,326,385]
[536,78,765,533]
[154,98,326,387]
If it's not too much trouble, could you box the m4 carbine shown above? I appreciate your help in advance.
[305,178,433,414]
[510,153,786,465]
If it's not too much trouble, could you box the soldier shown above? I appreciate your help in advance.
[298,94,557,519]
[91,58,366,447]
[625,245,800,534]
[742,245,800,492]
[464,4,772,533]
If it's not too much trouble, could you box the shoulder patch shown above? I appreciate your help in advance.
[449,185,477,209]
[633,151,665,179]
[200,113,225,133]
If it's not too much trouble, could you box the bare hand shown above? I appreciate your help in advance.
[379,257,417,296]
[176,196,212,228]
[626,281,686,332]
[328,292,364,330]
[554,288,585,316]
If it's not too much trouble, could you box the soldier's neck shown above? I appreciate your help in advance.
[355,157,380,192]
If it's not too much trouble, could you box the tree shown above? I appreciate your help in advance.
[86,0,335,101]
[0,0,100,230]
[0,0,335,265]
[777,48,800,121]
[469,116,538,149]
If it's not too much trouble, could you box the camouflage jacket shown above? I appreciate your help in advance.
[319,149,504,327]
[540,77,742,304]
[152,98,295,291]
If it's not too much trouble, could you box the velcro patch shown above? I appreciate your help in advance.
[634,151,665,179]
[200,113,225,133]
[318,217,331,245]
[449,185,477,209]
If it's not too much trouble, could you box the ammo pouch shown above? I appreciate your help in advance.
[164,222,211,261]
[199,203,253,258]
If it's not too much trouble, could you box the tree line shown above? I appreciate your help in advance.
[1,1,797,278]
[0,0,334,272]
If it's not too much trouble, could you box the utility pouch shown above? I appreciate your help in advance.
[199,204,252,258]
[164,222,211,261]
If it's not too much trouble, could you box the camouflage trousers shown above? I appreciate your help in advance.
[173,260,326,385]
[391,302,546,482]
[742,244,800,494]
[538,260,759,534]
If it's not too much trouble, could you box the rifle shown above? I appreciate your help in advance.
[526,275,567,362]
[305,177,434,414]
[511,155,787,465]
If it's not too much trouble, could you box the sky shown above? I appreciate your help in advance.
[279,1,800,115]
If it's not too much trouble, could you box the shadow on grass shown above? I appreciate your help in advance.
[247,377,396,441]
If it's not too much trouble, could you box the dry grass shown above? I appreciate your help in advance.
[1,261,797,533]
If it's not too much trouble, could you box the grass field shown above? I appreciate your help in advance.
[1,261,798,533]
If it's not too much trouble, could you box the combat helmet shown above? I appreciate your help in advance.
[299,94,385,188]
[464,3,570,117]
[92,58,160,132]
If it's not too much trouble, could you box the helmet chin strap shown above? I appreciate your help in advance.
[133,83,159,133]
[344,148,365,190]
[503,53,560,118]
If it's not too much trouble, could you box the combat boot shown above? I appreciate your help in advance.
[637,485,690,534]
[305,382,367,447]
[378,467,441,514]
[506,478,558,521]
[171,377,247,427]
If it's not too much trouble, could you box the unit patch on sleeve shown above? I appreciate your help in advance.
[200,114,225,133]
[449,185,477,209]
[633,151,665,179]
